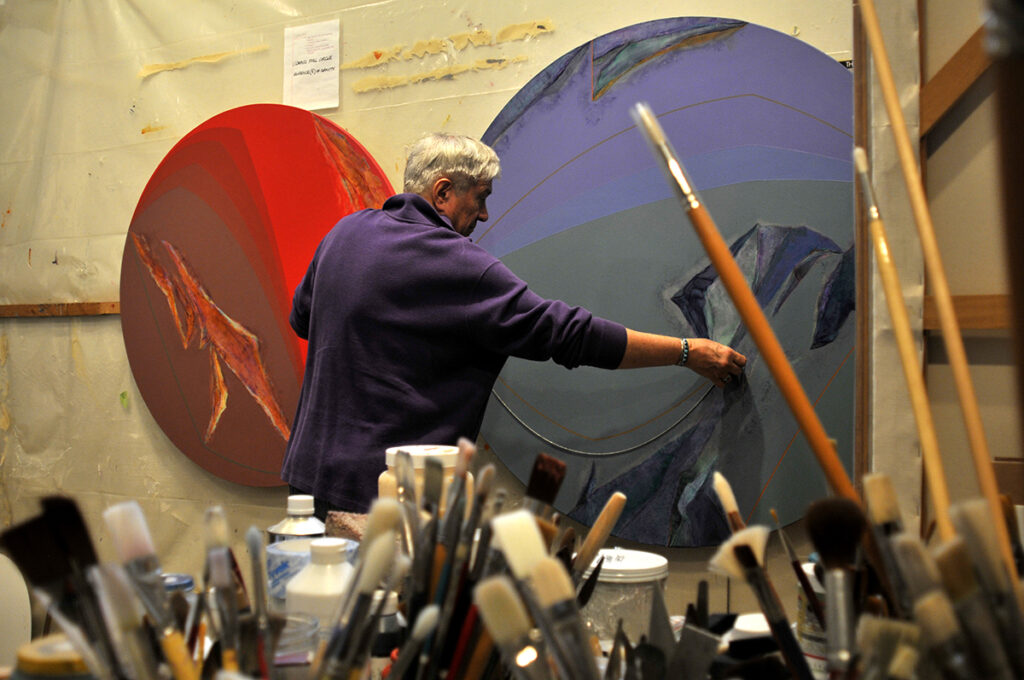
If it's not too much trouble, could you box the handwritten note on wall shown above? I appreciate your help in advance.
[283,19,340,110]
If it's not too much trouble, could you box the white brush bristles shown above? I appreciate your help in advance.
[854,146,869,175]
[411,604,439,641]
[913,590,961,647]
[103,501,156,562]
[713,472,740,517]
[204,505,231,549]
[709,525,770,579]
[492,509,547,580]
[363,498,403,548]
[208,547,232,589]
[863,473,903,528]
[357,530,396,595]
[475,575,531,645]
[530,556,575,609]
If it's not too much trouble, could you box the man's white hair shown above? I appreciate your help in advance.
[403,132,501,194]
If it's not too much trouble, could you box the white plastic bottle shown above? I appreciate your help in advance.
[267,494,325,543]
[285,537,354,633]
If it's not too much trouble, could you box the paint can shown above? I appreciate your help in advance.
[378,445,472,514]
[579,547,669,644]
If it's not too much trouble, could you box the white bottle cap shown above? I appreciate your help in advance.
[287,495,315,516]
[309,538,349,565]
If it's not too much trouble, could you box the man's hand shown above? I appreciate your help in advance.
[685,337,746,388]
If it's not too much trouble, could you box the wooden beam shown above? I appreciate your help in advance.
[922,293,1011,330]
[0,302,120,318]
[920,25,992,136]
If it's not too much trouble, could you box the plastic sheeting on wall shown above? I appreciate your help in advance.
[0,0,867,580]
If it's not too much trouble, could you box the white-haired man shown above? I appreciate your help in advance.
[281,133,746,518]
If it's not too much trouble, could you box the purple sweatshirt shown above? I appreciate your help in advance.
[281,194,627,512]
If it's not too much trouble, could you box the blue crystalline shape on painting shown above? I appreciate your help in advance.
[675,224,854,350]
[568,224,854,546]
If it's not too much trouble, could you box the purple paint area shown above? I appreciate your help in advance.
[482,22,851,243]
[481,144,852,257]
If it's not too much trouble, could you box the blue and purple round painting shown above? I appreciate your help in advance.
[477,17,854,547]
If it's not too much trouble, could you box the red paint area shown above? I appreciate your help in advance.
[121,104,393,486]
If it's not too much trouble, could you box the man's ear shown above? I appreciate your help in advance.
[431,177,455,212]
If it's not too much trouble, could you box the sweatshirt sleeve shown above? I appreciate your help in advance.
[467,259,628,369]
[289,249,318,340]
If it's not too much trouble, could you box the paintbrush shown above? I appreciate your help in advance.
[710,525,814,680]
[949,498,1024,677]
[337,554,411,680]
[571,491,626,584]
[913,590,975,680]
[713,472,745,533]
[393,448,420,552]
[432,463,496,669]
[885,643,918,680]
[861,471,913,617]
[90,563,161,680]
[530,556,601,680]
[806,497,866,677]
[207,546,240,672]
[933,536,1014,680]
[407,458,444,625]
[890,533,942,604]
[38,497,124,678]
[631,100,857,504]
[769,508,823,628]
[103,501,198,680]
[316,530,397,680]
[332,497,403,632]
[245,526,276,680]
[858,2,1020,589]
[855,148,957,546]
[854,615,920,680]
[523,453,567,547]
[474,575,553,680]
[389,604,439,680]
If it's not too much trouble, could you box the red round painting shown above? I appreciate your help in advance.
[120,104,394,486]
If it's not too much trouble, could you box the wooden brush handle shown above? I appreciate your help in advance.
[160,629,199,680]
[574,492,626,574]
[686,203,858,502]
[859,0,1018,582]
[870,216,954,540]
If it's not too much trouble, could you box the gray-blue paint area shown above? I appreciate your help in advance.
[480,180,854,547]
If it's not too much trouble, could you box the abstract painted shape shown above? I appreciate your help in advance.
[568,224,851,545]
[131,233,292,442]
[477,18,854,545]
[121,104,393,486]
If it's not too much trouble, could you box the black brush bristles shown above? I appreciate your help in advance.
[525,452,567,510]
[806,497,867,569]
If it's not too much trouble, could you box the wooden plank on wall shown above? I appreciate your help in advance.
[0,302,120,318]
[922,293,1011,330]
[920,25,992,136]
[994,458,1024,505]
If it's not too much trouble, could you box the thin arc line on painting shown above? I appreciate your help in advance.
[491,383,716,457]
[493,374,711,441]
[746,343,856,524]
[473,92,853,248]
[129,248,280,475]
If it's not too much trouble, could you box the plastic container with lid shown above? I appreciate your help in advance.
[268,494,326,543]
[285,537,355,634]
[578,547,669,644]
[378,445,473,514]
[13,634,96,680]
